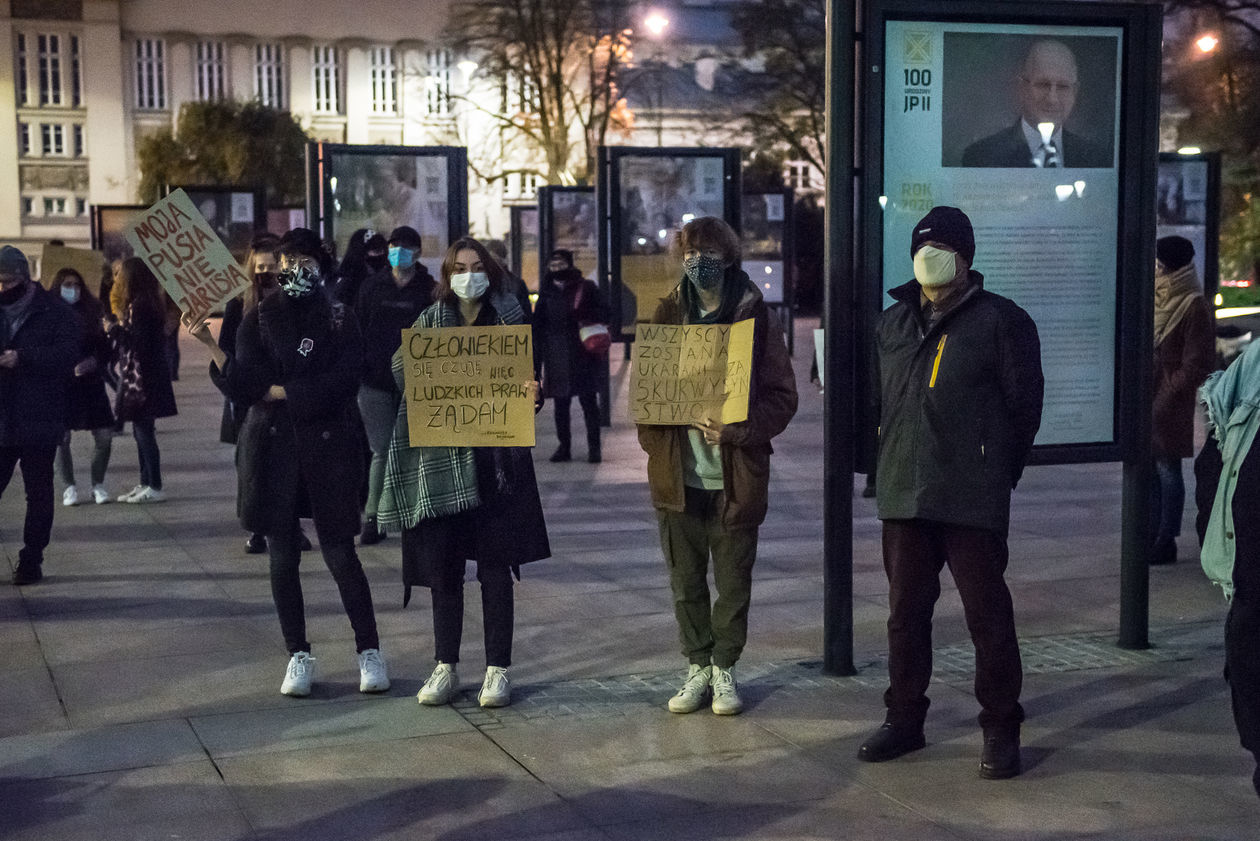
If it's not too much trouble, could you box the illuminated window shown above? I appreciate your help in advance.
[370,47,396,114]
[196,41,226,101]
[254,43,285,108]
[38,34,62,106]
[311,45,340,114]
[135,38,167,110]
[426,49,452,116]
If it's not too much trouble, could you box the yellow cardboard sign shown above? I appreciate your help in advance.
[124,188,251,324]
[40,245,107,296]
[630,318,754,425]
[401,324,536,447]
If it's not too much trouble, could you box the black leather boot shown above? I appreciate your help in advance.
[857,723,926,762]
[979,729,1021,779]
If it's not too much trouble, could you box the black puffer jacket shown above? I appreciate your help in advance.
[873,272,1043,535]
[355,267,436,393]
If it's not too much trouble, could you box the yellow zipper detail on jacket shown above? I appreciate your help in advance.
[929,334,947,388]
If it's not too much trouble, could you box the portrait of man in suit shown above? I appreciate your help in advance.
[956,39,1112,169]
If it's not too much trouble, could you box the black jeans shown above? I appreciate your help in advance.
[430,555,514,668]
[0,444,56,565]
[132,418,162,490]
[268,522,380,654]
[553,392,600,450]
[1227,438,1260,767]
[882,519,1024,733]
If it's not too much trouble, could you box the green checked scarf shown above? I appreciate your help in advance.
[378,293,524,530]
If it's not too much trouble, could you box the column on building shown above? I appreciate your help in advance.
[166,36,193,124]
[399,41,425,146]
[286,37,312,119]
[0,14,20,238]
[229,39,253,104]
[82,3,129,207]
[343,42,370,144]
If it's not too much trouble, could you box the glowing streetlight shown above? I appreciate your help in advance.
[645,11,670,38]
[1196,34,1220,53]
[1178,146,1203,156]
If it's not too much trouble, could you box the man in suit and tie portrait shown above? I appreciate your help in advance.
[960,39,1110,168]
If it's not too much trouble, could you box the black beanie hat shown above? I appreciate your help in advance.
[1156,236,1195,271]
[548,249,574,267]
[910,206,975,266]
[279,228,331,275]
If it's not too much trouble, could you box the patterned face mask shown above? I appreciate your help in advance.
[278,264,319,298]
[683,253,725,292]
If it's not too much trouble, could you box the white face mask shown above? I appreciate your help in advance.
[913,245,958,288]
[450,271,489,301]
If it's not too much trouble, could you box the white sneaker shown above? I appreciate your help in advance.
[711,665,744,716]
[62,486,79,507]
[417,663,458,706]
[127,486,166,504]
[478,666,511,708]
[668,664,712,714]
[281,652,315,697]
[117,484,144,503]
[92,485,111,505]
[357,648,390,693]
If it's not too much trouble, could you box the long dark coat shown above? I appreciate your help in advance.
[533,269,608,398]
[1153,296,1215,459]
[0,284,78,446]
[65,295,115,431]
[211,292,364,545]
[109,301,177,423]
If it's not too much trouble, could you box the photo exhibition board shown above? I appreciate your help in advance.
[882,20,1124,447]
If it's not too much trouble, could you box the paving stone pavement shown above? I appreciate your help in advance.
[1,325,1255,840]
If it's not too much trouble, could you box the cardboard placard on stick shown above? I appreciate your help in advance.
[40,245,107,296]
[124,189,251,324]
[630,318,754,425]
[401,324,536,447]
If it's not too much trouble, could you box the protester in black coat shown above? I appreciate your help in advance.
[49,268,115,506]
[106,257,176,504]
[0,245,78,584]
[533,250,609,463]
[191,228,389,699]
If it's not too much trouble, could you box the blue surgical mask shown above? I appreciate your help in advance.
[61,285,81,304]
[388,246,416,269]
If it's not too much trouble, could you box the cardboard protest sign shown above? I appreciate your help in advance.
[40,245,107,296]
[124,189,251,324]
[401,324,536,447]
[630,319,754,425]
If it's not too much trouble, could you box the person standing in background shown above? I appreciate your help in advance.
[1150,235,1215,565]
[49,268,115,507]
[354,225,436,546]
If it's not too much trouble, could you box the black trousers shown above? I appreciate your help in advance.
[882,519,1024,732]
[1227,437,1260,767]
[267,521,379,655]
[0,444,56,566]
[553,392,599,450]
[421,525,514,667]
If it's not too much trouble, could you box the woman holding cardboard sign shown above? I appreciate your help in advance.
[637,217,797,716]
[189,228,389,699]
[379,237,549,710]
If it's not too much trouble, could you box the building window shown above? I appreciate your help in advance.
[16,33,29,106]
[21,197,34,216]
[38,34,63,106]
[370,47,396,114]
[254,43,285,108]
[70,35,81,107]
[44,197,68,216]
[311,44,339,114]
[786,162,813,190]
[76,197,88,216]
[504,70,537,116]
[135,38,167,110]
[41,123,65,156]
[426,49,452,116]
[73,123,84,157]
[18,123,30,156]
[196,40,226,101]
[523,173,540,198]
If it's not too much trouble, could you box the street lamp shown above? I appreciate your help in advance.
[642,10,670,146]
[1196,34,1220,53]
[645,11,670,37]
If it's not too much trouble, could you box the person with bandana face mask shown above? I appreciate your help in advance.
[0,245,78,585]
[49,268,116,507]
[379,237,549,711]
[353,226,436,546]
[858,206,1043,780]
[533,249,609,463]
[189,228,389,699]
[636,217,798,717]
